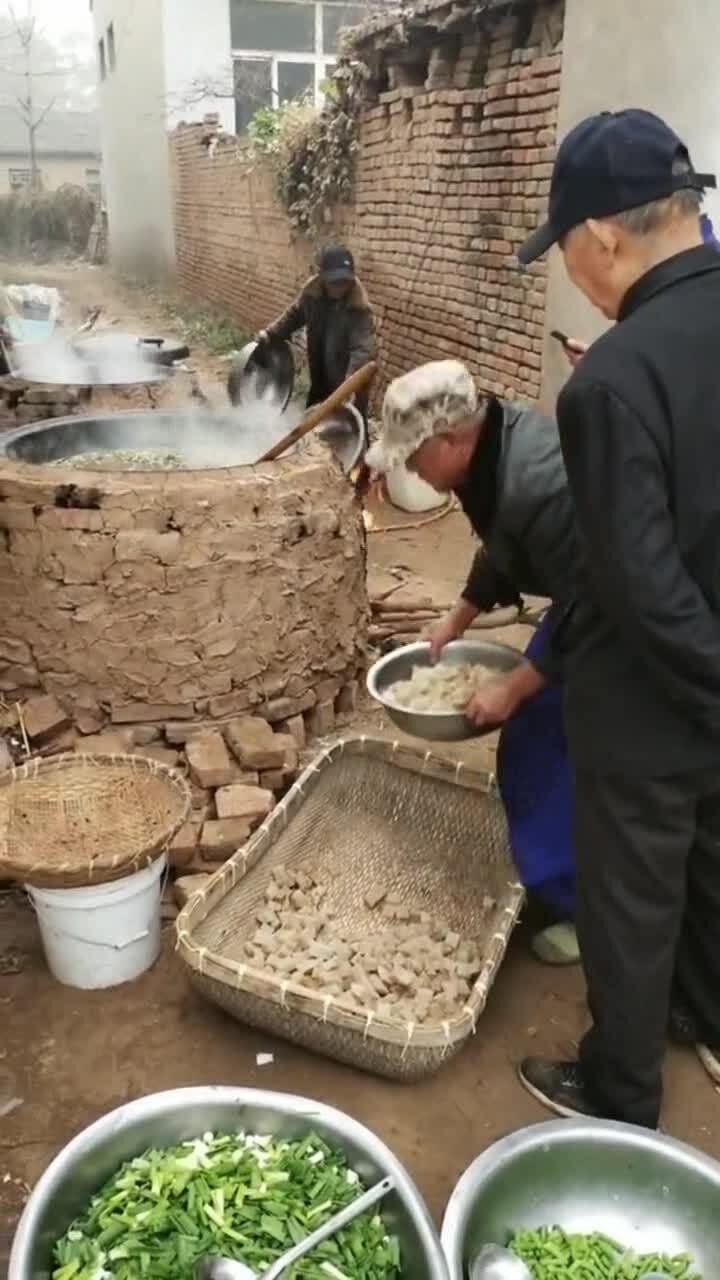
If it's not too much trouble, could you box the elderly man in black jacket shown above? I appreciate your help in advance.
[516,109,720,1129]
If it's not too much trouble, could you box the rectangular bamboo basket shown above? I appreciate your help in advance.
[176,736,524,1081]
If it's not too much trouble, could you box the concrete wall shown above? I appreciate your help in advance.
[93,0,176,278]
[163,0,235,132]
[0,155,99,196]
[541,0,720,410]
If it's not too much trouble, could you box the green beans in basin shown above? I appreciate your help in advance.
[509,1227,701,1279]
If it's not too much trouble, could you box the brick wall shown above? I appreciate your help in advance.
[171,0,564,404]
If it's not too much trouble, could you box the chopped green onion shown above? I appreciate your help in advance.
[52,1131,400,1280]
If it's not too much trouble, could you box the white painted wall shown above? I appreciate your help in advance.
[541,0,720,410]
[162,0,235,131]
[93,0,176,278]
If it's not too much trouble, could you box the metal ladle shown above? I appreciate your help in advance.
[196,1175,393,1280]
[468,1244,533,1280]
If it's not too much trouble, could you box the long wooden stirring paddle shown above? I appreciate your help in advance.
[255,361,377,463]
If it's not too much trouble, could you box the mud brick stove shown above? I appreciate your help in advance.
[0,413,367,751]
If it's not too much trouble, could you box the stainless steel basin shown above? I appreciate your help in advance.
[9,1087,448,1280]
[441,1119,720,1279]
[367,639,524,742]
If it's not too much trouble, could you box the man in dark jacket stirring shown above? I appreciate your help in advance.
[259,246,377,435]
[514,109,720,1129]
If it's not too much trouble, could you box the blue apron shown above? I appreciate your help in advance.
[497,614,575,915]
[701,213,720,252]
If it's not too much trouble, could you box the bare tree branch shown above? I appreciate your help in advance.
[1,1,61,188]
[31,93,55,133]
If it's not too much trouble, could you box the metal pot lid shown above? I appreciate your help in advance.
[227,337,295,411]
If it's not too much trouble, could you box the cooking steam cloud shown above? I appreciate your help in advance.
[11,339,307,470]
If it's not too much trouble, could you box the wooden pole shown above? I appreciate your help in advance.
[256,362,377,463]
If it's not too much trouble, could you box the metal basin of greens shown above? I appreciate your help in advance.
[440,1119,720,1280]
[9,1087,448,1280]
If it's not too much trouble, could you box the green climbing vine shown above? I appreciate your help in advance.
[247,60,370,236]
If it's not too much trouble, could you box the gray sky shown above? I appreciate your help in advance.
[3,0,93,52]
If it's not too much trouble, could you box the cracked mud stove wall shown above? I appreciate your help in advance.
[0,449,367,731]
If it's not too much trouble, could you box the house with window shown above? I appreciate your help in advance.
[0,107,101,198]
[92,0,373,278]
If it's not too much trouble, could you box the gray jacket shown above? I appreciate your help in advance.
[457,398,579,620]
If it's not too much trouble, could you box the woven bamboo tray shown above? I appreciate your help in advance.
[0,752,191,889]
[177,736,523,1081]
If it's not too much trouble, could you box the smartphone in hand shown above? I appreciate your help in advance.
[551,330,587,368]
[551,329,571,349]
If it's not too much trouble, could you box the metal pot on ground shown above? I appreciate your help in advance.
[8,1087,448,1280]
[441,1118,720,1280]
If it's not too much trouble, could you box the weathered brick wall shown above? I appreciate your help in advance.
[172,133,310,347]
[171,0,563,403]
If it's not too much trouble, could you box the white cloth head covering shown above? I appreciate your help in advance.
[365,359,477,474]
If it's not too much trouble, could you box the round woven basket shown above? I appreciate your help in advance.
[0,753,191,889]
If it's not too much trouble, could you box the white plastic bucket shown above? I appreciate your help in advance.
[26,855,167,989]
[386,464,446,513]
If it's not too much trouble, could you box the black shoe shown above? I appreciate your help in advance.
[668,1002,699,1046]
[518,1057,602,1119]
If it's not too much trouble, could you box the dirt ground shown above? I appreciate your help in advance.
[1,262,718,1273]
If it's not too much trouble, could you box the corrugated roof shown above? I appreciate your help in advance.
[0,107,100,158]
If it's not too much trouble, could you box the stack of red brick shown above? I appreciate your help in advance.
[7,689,360,912]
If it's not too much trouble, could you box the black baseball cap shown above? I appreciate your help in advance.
[518,108,716,265]
[319,245,355,283]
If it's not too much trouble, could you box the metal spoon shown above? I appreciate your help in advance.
[468,1244,533,1280]
[196,1175,394,1280]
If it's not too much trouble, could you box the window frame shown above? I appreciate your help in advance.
[231,0,365,119]
[232,47,336,110]
[9,168,32,191]
[230,0,316,55]
[85,166,102,202]
[233,55,274,133]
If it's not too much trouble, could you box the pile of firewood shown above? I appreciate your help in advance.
[368,598,523,645]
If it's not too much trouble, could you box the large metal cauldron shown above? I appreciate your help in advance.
[0,406,365,474]
[0,410,277,469]
[441,1119,720,1280]
[9,1088,448,1280]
